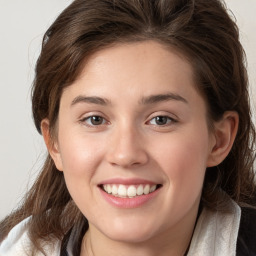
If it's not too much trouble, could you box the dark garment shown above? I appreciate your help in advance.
[60,228,72,256]
[60,218,88,256]
[237,207,256,256]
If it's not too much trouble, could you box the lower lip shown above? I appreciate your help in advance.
[99,187,161,209]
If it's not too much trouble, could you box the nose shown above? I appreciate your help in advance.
[105,125,149,168]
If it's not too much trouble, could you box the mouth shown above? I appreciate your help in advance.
[99,184,162,198]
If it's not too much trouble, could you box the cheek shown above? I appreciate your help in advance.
[58,132,106,176]
[151,128,210,187]
[57,133,106,214]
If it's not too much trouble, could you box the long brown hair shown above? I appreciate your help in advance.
[1,0,255,254]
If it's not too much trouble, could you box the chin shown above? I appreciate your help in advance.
[107,230,154,244]
[99,219,158,243]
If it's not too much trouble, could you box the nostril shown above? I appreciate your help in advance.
[105,138,149,168]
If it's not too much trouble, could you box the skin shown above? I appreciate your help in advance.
[42,41,238,256]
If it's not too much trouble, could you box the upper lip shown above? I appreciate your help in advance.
[99,178,160,185]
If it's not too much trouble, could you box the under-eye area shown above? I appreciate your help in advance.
[99,184,162,198]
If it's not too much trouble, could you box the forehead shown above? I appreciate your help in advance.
[81,41,193,78]
[61,41,205,111]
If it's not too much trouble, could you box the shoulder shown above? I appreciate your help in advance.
[237,206,256,256]
[0,217,60,256]
[0,217,32,256]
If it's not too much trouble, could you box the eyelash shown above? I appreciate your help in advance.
[79,115,177,128]
[79,115,108,127]
[147,116,177,126]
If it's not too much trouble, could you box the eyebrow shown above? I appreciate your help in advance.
[139,93,188,105]
[71,92,188,107]
[71,96,110,106]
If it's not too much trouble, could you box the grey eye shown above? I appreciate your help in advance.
[84,116,106,126]
[149,116,173,126]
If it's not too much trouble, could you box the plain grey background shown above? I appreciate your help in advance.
[0,0,255,219]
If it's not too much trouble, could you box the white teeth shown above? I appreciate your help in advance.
[143,184,150,195]
[102,184,158,198]
[118,185,127,197]
[137,185,144,196]
[112,185,118,195]
[127,186,136,197]
[150,185,157,193]
[107,184,112,194]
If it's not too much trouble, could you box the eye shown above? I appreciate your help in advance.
[81,115,107,126]
[148,116,175,126]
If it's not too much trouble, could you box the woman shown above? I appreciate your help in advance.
[0,0,255,255]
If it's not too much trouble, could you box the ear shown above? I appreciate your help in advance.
[41,119,63,171]
[207,111,239,167]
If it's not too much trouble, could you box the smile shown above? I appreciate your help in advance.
[101,184,160,198]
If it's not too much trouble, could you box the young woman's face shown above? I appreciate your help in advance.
[53,41,216,244]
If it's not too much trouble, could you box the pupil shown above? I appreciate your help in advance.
[156,116,167,125]
[92,116,103,125]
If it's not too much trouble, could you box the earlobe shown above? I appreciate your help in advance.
[207,111,239,167]
[41,119,63,171]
